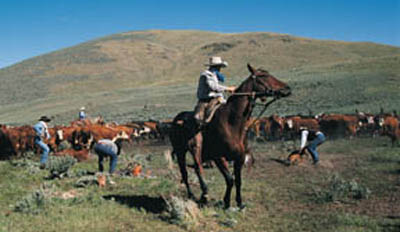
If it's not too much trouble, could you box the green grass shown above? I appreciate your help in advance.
[1,137,400,231]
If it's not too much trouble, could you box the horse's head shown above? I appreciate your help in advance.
[246,64,291,100]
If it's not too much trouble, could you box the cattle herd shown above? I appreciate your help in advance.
[246,109,399,145]
[0,117,171,161]
[0,109,399,161]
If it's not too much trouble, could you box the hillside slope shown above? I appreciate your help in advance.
[0,30,399,124]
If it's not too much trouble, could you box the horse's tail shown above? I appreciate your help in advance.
[168,117,190,157]
[170,149,177,160]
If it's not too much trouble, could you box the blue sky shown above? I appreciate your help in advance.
[0,0,399,68]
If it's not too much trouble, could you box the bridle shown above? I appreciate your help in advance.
[231,73,283,130]
[231,74,282,98]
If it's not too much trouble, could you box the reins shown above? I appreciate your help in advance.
[230,90,274,97]
[246,97,278,130]
[229,90,279,131]
[231,92,257,96]
[230,73,282,131]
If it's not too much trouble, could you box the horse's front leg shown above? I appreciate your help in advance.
[234,159,245,209]
[214,158,234,209]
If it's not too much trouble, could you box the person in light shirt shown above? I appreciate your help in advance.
[299,127,326,165]
[79,106,86,120]
[32,116,52,169]
[193,56,236,128]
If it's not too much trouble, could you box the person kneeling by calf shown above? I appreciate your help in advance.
[94,139,124,174]
[299,127,326,165]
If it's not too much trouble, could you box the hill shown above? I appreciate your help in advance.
[0,30,399,125]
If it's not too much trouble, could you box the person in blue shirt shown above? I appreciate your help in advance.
[33,116,52,169]
[79,106,86,120]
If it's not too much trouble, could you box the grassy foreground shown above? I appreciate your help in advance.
[0,137,399,232]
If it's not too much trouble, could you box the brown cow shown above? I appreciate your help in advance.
[0,125,36,158]
[0,126,16,159]
[70,116,105,127]
[128,120,160,139]
[53,148,90,162]
[246,116,277,141]
[143,120,160,139]
[375,115,400,146]
[16,125,36,155]
[245,117,261,139]
[356,111,376,136]
[284,115,320,140]
[318,114,360,138]
[52,125,85,151]
[83,124,130,145]
[268,114,285,140]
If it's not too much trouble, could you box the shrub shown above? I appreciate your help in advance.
[313,174,371,203]
[166,196,186,223]
[14,189,48,214]
[47,156,77,179]
[164,195,200,225]
[75,175,98,188]
[10,155,40,174]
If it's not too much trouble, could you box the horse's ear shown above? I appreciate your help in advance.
[247,63,256,75]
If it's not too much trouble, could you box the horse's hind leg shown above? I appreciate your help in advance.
[190,133,208,204]
[193,159,208,204]
[214,158,234,209]
[177,149,195,200]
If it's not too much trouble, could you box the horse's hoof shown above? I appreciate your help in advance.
[200,194,209,204]
[214,200,225,209]
[223,204,231,210]
[188,193,196,200]
[238,203,246,211]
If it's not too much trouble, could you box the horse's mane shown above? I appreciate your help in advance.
[231,68,269,93]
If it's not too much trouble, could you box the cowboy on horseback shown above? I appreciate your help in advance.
[170,64,291,209]
[194,57,236,128]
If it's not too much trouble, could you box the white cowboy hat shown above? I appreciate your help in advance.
[204,56,228,67]
[80,106,86,111]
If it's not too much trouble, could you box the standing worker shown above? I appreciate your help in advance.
[79,106,86,120]
[33,116,52,169]
[299,127,326,165]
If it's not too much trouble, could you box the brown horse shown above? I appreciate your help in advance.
[169,64,291,209]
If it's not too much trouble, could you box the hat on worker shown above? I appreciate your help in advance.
[80,106,86,111]
[204,56,228,67]
[38,116,51,122]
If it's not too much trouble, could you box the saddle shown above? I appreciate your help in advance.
[204,102,223,123]
[175,101,224,135]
